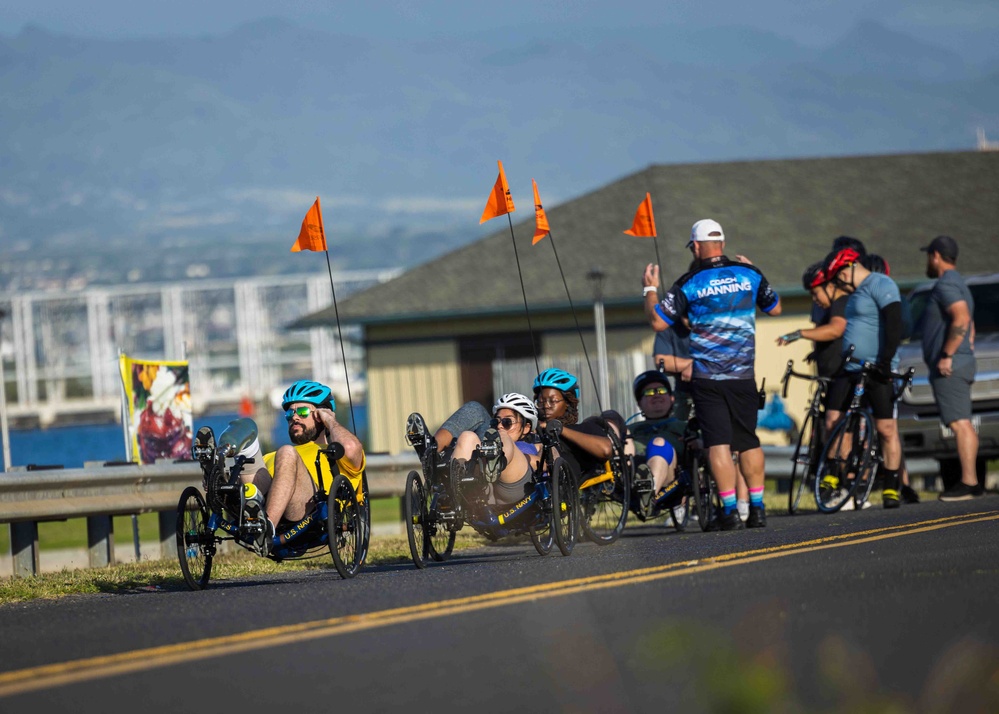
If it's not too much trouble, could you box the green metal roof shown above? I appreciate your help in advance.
[293,151,999,329]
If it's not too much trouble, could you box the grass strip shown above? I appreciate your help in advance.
[0,532,485,605]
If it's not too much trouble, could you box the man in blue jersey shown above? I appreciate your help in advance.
[643,219,782,530]
[823,247,906,508]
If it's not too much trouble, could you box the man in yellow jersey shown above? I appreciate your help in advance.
[242,380,365,555]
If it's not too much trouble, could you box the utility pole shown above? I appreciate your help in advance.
[587,268,610,412]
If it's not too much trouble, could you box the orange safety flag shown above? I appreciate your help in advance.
[291,197,327,252]
[623,193,657,238]
[479,160,516,223]
[531,179,550,244]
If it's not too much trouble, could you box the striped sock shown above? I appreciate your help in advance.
[720,489,737,515]
[749,486,765,507]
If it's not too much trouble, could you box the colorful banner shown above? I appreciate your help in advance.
[119,354,193,464]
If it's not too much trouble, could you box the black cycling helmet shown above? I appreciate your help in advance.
[281,380,335,411]
[802,262,828,291]
[861,253,891,276]
[831,235,867,257]
[633,370,672,403]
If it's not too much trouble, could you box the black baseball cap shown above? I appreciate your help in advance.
[920,235,958,261]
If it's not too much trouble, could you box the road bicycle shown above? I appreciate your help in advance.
[404,419,578,568]
[781,360,832,514]
[814,353,915,513]
[177,417,370,589]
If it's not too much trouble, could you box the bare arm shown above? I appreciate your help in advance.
[559,426,613,460]
[776,316,846,346]
[314,407,364,470]
[643,263,670,332]
[936,300,972,376]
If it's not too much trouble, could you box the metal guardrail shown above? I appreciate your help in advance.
[2,448,943,578]
[1,453,422,578]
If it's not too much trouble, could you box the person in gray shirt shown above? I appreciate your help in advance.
[919,235,979,501]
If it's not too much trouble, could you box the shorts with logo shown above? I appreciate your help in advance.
[690,378,761,451]
[930,355,975,425]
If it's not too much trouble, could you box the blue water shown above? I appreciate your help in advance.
[1,415,286,471]
[2,406,369,471]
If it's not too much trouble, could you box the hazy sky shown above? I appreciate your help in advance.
[2,0,998,62]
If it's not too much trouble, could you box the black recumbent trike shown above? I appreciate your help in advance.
[403,419,578,567]
[176,417,370,589]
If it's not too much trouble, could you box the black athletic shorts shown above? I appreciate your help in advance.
[690,378,761,452]
[827,372,896,420]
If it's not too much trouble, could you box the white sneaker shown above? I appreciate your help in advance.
[737,500,749,522]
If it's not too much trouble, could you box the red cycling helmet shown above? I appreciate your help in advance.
[823,247,861,277]
[802,262,828,290]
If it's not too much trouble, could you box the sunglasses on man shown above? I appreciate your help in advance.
[284,405,313,422]
[641,386,670,397]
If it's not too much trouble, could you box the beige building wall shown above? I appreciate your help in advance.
[367,340,461,454]
[542,326,651,356]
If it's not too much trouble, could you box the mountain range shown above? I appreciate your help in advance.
[0,18,996,292]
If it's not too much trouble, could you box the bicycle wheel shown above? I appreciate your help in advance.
[427,511,456,562]
[814,412,868,513]
[689,452,715,532]
[579,465,630,545]
[550,457,577,556]
[327,474,363,578]
[668,497,689,532]
[403,470,428,569]
[530,521,553,555]
[176,486,214,591]
[850,412,879,508]
[357,472,372,567]
[788,410,820,515]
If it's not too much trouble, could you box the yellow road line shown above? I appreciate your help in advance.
[1,511,995,698]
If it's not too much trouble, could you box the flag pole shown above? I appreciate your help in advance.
[321,248,357,436]
[545,230,603,414]
[506,214,541,378]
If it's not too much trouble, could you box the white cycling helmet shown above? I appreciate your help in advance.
[492,392,539,431]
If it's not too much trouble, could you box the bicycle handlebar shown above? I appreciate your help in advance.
[780,359,831,399]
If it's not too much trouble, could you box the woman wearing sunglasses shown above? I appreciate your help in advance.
[448,393,542,506]
[240,379,365,556]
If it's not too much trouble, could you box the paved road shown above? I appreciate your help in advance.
[1,498,996,712]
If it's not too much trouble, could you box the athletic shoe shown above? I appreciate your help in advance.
[840,498,871,511]
[819,475,840,502]
[708,511,745,531]
[900,485,920,504]
[882,488,901,508]
[479,428,506,483]
[737,499,750,522]
[253,517,275,557]
[971,483,985,497]
[939,483,976,502]
[405,412,431,454]
[745,505,767,528]
[652,476,686,511]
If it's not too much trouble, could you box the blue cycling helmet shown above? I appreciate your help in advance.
[533,368,580,399]
[281,380,335,411]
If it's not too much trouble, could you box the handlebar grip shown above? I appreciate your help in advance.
[781,360,793,399]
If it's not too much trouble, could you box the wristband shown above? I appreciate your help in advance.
[779,330,801,343]
[643,286,658,296]
[941,352,953,360]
